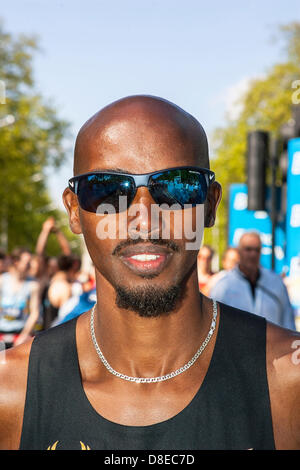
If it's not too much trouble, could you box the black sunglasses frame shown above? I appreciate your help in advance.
[68,166,215,212]
[69,166,215,212]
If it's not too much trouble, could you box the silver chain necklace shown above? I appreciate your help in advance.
[90,299,218,384]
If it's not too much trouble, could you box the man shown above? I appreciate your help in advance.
[0,248,40,348]
[28,218,73,331]
[0,96,299,450]
[205,246,240,295]
[210,232,295,330]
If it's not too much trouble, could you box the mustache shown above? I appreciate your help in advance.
[112,237,180,256]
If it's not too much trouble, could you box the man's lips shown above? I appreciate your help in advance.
[118,244,173,275]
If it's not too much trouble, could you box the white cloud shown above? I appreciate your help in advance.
[222,77,252,120]
[211,75,267,122]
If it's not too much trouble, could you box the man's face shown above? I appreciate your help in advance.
[238,234,261,272]
[64,98,221,317]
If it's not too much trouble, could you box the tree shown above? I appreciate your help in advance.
[204,22,300,264]
[0,20,79,255]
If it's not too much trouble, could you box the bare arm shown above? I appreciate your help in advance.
[267,322,300,449]
[36,217,71,256]
[48,279,72,309]
[35,217,56,255]
[53,227,71,255]
[0,341,32,449]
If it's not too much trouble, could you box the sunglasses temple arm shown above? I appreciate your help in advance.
[207,173,215,185]
[69,180,79,194]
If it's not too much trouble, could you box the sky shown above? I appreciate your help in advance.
[2,0,300,210]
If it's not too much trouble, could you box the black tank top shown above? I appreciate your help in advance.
[19,302,275,450]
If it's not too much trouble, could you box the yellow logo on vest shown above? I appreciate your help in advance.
[47,441,91,450]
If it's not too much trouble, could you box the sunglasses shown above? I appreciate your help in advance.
[68,166,215,214]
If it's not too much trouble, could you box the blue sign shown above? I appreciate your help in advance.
[228,184,286,274]
[285,137,300,277]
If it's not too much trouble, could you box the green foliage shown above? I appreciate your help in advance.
[204,22,300,266]
[0,20,78,256]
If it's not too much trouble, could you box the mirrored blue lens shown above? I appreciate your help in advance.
[149,169,208,207]
[77,174,135,213]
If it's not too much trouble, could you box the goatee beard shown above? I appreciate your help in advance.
[115,283,182,318]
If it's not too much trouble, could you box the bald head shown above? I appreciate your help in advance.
[238,232,262,249]
[74,95,209,175]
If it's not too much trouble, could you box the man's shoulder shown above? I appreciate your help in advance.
[259,266,286,285]
[36,316,77,341]
[267,322,300,402]
[0,339,33,449]
[0,339,33,400]
[48,278,72,304]
[0,320,76,403]
[267,321,300,369]
[48,278,71,292]
[209,268,240,291]
[266,322,300,448]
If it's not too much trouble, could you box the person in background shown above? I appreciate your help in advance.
[35,216,72,258]
[210,232,296,330]
[197,244,215,295]
[30,217,72,329]
[58,271,96,325]
[55,261,96,325]
[27,254,49,332]
[43,254,81,329]
[206,247,240,295]
[0,248,40,347]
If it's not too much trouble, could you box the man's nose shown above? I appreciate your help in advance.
[128,187,160,238]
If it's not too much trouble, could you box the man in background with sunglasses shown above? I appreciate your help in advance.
[210,232,296,330]
[0,95,300,451]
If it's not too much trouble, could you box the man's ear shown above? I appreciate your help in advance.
[204,181,222,228]
[62,188,82,234]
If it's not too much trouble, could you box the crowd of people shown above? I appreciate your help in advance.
[0,217,298,350]
[0,217,96,349]
[198,231,299,331]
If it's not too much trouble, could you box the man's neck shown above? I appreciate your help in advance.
[92,270,213,379]
[238,264,260,285]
